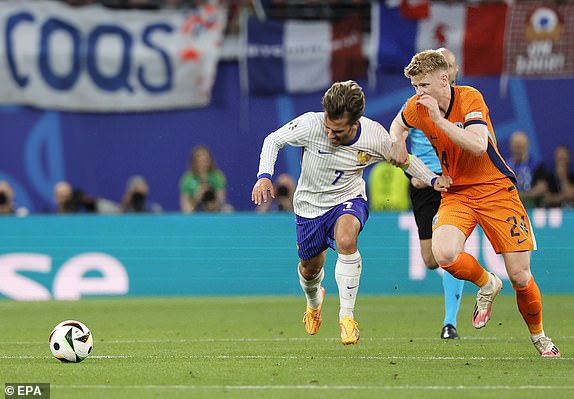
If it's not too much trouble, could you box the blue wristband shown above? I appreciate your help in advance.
[430,176,437,187]
[257,173,272,180]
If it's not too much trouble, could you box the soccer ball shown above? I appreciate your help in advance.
[49,320,93,362]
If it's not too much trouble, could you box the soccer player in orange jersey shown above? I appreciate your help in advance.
[388,49,560,357]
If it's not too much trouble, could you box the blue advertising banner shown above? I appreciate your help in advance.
[0,211,571,300]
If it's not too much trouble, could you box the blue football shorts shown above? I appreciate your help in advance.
[295,197,369,261]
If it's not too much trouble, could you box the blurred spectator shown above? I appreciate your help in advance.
[256,173,295,212]
[120,175,151,213]
[54,181,74,213]
[179,145,232,213]
[506,131,547,208]
[368,162,410,211]
[53,181,97,214]
[543,145,574,208]
[0,181,16,215]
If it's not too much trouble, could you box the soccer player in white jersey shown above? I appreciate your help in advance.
[252,80,452,345]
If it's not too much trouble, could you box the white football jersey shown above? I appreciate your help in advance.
[257,112,435,218]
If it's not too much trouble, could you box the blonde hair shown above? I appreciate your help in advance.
[404,50,449,79]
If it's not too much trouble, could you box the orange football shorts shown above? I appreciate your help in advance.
[432,180,536,254]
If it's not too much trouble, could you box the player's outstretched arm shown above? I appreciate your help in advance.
[403,154,439,188]
[388,113,409,166]
[251,177,275,206]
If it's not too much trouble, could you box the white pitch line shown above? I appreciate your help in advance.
[4,335,574,345]
[2,354,573,361]
[0,337,509,345]
[50,384,574,391]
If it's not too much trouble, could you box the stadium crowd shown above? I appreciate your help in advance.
[1,137,571,215]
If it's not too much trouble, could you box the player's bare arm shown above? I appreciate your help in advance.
[251,177,274,206]
[388,112,409,166]
[435,120,488,157]
[416,94,488,156]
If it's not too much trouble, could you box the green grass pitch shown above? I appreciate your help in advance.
[0,294,573,399]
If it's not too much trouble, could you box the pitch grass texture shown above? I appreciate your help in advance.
[0,295,573,399]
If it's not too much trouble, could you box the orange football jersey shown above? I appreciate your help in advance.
[402,86,516,192]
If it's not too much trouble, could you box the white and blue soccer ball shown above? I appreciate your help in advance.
[49,320,93,363]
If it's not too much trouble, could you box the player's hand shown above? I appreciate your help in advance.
[416,95,442,122]
[389,141,409,167]
[251,177,274,205]
[433,175,452,192]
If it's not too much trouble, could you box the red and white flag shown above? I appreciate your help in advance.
[376,3,507,77]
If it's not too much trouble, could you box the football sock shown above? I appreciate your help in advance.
[335,251,362,320]
[441,252,490,288]
[298,265,324,310]
[442,271,464,328]
[514,277,544,335]
[531,332,545,342]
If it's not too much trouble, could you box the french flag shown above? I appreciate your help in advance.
[241,15,365,94]
[374,3,507,77]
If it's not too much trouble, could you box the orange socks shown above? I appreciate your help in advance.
[442,253,544,335]
[441,252,489,287]
[514,277,544,335]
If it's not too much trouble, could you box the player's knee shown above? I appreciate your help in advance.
[423,253,439,270]
[432,244,460,267]
[300,265,321,280]
[507,268,532,288]
[336,235,358,254]
[299,260,323,280]
[420,247,439,269]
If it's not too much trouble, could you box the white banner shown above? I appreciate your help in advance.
[0,0,226,112]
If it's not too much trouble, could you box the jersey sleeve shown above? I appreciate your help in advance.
[370,121,394,163]
[460,88,488,129]
[400,96,420,129]
[404,155,439,187]
[256,113,313,179]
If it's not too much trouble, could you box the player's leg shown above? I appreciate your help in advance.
[433,223,500,330]
[503,251,560,357]
[299,252,326,308]
[419,238,438,269]
[410,185,441,270]
[433,224,491,286]
[421,230,463,339]
[296,215,329,335]
[476,185,559,355]
[333,213,362,319]
[441,271,464,339]
[411,185,464,339]
[333,213,362,345]
[299,252,327,335]
[419,238,460,339]
[331,199,368,345]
